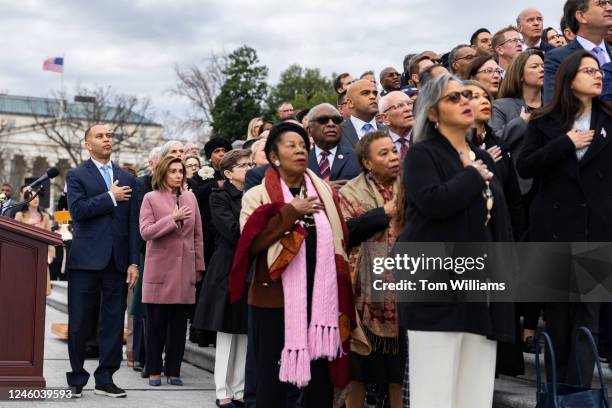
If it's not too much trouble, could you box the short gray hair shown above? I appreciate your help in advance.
[148,146,162,162]
[306,103,340,122]
[448,44,471,71]
[160,140,183,158]
[412,73,461,143]
[219,149,252,177]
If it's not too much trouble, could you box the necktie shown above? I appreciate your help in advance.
[362,123,374,137]
[319,151,331,181]
[101,165,112,189]
[592,47,608,68]
[398,138,409,160]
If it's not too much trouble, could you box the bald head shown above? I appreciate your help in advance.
[346,79,379,122]
[517,8,543,47]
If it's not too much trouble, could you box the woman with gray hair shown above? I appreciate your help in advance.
[160,140,185,160]
[193,149,253,407]
[398,74,514,408]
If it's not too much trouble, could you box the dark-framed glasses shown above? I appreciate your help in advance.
[596,0,612,7]
[312,115,343,125]
[383,100,414,113]
[578,67,605,78]
[235,162,255,170]
[185,163,200,169]
[439,90,473,104]
[477,67,504,76]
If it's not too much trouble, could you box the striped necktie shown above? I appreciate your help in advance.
[319,150,331,181]
[398,138,408,160]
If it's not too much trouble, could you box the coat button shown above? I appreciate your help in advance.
[552,233,559,240]
[261,282,269,287]
[553,202,560,209]
[580,201,587,207]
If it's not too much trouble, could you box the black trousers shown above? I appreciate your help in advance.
[545,302,599,386]
[145,304,189,377]
[252,307,333,408]
[66,262,127,387]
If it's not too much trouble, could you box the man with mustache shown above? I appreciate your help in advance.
[340,79,388,150]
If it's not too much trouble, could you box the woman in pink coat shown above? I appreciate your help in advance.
[139,156,205,386]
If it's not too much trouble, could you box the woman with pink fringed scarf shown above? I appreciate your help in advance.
[229,122,355,408]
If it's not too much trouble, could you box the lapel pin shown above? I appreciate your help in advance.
[602,128,607,138]
[338,154,344,160]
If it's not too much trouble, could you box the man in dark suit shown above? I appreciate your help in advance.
[340,79,388,150]
[244,103,361,192]
[66,124,140,398]
[517,8,555,53]
[544,0,612,102]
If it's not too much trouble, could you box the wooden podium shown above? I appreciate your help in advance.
[0,216,61,387]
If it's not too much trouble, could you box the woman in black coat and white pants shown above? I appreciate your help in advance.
[517,51,612,387]
[398,74,514,408]
[193,149,252,408]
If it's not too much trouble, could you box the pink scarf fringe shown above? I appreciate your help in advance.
[278,174,341,388]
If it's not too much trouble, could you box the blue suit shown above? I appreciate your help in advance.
[544,40,612,103]
[66,159,140,388]
[244,145,361,191]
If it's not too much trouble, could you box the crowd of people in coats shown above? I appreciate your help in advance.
[4,0,612,406]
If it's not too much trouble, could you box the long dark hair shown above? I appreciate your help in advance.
[532,51,612,132]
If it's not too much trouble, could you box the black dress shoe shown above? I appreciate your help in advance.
[71,385,83,398]
[133,362,144,372]
[94,383,127,398]
[215,400,236,408]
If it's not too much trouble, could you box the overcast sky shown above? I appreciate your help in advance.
[2,0,564,132]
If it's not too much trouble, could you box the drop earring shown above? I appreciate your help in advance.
[434,122,439,129]
[274,160,280,167]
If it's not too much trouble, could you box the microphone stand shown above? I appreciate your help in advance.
[2,185,44,214]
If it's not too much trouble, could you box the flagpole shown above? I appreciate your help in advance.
[59,53,65,122]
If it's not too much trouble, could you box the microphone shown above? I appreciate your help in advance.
[25,167,60,192]
[176,188,183,228]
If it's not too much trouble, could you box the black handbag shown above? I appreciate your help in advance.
[535,326,610,408]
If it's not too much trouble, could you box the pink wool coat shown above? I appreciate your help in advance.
[140,189,204,304]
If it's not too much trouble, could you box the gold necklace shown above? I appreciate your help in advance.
[483,181,494,225]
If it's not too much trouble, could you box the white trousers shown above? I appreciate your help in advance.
[214,332,248,400]
[408,330,497,408]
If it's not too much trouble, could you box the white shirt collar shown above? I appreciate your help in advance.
[314,145,338,157]
[577,35,607,53]
[388,129,410,143]
[350,115,378,134]
[91,158,113,169]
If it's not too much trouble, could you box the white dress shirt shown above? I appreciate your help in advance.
[350,116,379,140]
[577,36,611,64]
[90,158,117,206]
[314,145,338,170]
[388,130,410,153]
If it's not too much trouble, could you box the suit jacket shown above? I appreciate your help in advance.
[140,189,204,304]
[544,39,612,102]
[66,159,140,272]
[244,146,362,192]
[339,118,388,149]
[537,41,555,53]
[308,145,361,181]
[516,100,612,242]
[491,97,534,195]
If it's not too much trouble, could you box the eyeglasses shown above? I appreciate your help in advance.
[438,90,473,104]
[185,164,200,169]
[383,100,414,113]
[455,54,476,62]
[596,0,612,7]
[312,115,343,125]
[500,37,525,47]
[476,67,504,76]
[548,34,565,41]
[234,162,255,170]
[578,67,605,78]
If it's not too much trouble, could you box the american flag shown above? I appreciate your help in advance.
[42,57,64,73]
